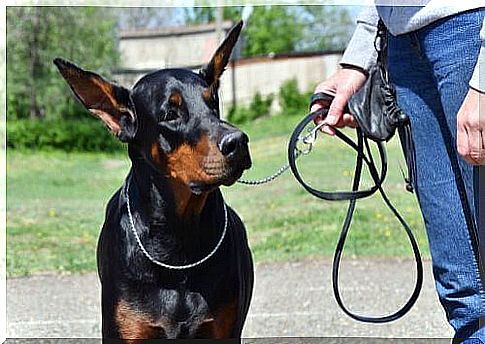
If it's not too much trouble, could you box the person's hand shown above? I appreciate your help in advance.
[311,67,367,135]
[457,88,485,165]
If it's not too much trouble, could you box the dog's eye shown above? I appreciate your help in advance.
[160,109,179,122]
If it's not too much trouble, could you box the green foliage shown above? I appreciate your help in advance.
[228,79,313,124]
[184,6,242,24]
[228,92,273,124]
[299,6,354,51]
[242,6,303,57]
[278,79,313,116]
[182,5,353,57]
[7,119,124,152]
[6,7,119,120]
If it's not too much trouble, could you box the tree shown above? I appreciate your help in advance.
[242,6,303,57]
[183,6,302,57]
[182,5,354,57]
[299,6,354,52]
[184,6,242,25]
[115,7,180,30]
[6,7,119,120]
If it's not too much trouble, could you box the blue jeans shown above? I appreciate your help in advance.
[386,9,484,343]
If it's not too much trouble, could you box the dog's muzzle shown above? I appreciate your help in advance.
[218,131,252,171]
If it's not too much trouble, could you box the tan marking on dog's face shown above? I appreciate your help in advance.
[151,137,223,218]
[169,92,183,107]
[115,299,162,342]
[165,135,226,186]
[168,179,209,218]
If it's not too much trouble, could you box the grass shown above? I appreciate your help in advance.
[6,114,429,277]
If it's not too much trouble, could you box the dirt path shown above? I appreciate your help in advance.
[7,259,452,339]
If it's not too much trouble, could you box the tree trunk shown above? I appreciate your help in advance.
[28,7,43,120]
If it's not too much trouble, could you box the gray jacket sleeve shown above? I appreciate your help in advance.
[339,6,379,72]
[469,17,485,92]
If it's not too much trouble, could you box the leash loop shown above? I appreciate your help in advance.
[124,180,228,270]
[287,107,423,323]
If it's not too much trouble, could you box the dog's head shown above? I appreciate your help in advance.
[54,21,251,195]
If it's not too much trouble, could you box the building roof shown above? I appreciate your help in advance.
[119,21,234,39]
[114,50,344,74]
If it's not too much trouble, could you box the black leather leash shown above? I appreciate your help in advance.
[287,92,423,323]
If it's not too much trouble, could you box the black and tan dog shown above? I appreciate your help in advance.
[54,21,253,341]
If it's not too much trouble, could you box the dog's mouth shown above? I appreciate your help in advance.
[189,181,220,195]
[162,129,252,195]
[189,155,252,194]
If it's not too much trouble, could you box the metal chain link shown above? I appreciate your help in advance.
[237,162,292,185]
[237,122,320,186]
[237,150,304,186]
[125,180,228,270]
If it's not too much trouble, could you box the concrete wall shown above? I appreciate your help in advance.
[220,54,341,111]
[119,31,217,70]
[118,22,233,70]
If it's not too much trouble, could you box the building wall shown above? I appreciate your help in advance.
[119,30,219,70]
[220,54,341,111]
[118,22,233,70]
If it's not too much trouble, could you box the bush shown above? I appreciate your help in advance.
[7,119,124,152]
[278,79,313,116]
[228,92,274,124]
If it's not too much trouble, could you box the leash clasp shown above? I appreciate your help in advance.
[298,121,325,155]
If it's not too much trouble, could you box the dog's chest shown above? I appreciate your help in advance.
[155,288,212,337]
[116,283,227,339]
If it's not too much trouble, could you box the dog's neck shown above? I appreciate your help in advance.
[122,152,226,278]
[127,147,220,232]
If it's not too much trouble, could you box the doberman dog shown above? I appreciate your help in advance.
[54,21,253,341]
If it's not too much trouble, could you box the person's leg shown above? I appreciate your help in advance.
[388,10,484,342]
[419,10,485,342]
[423,10,484,220]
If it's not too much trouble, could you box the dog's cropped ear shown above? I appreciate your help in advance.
[199,20,243,91]
[53,58,137,142]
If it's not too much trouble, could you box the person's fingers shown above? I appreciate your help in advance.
[327,112,356,129]
[311,103,322,113]
[478,130,485,165]
[457,121,476,165]
[478,135,485,164]
[456,88,485,165]
[468,127,485,164]
[467,123,482,164]
[311,99,331,118]
[311,68,366,136]
[321,124,336,136]
[325,92,350,126]
[311,83,334,123]
[343,113,358,128]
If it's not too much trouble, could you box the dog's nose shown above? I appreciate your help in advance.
[219,131,249,158]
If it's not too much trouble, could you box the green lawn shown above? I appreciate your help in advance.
[6,114,429,276]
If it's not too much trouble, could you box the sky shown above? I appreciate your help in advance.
[170,4,362,26]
